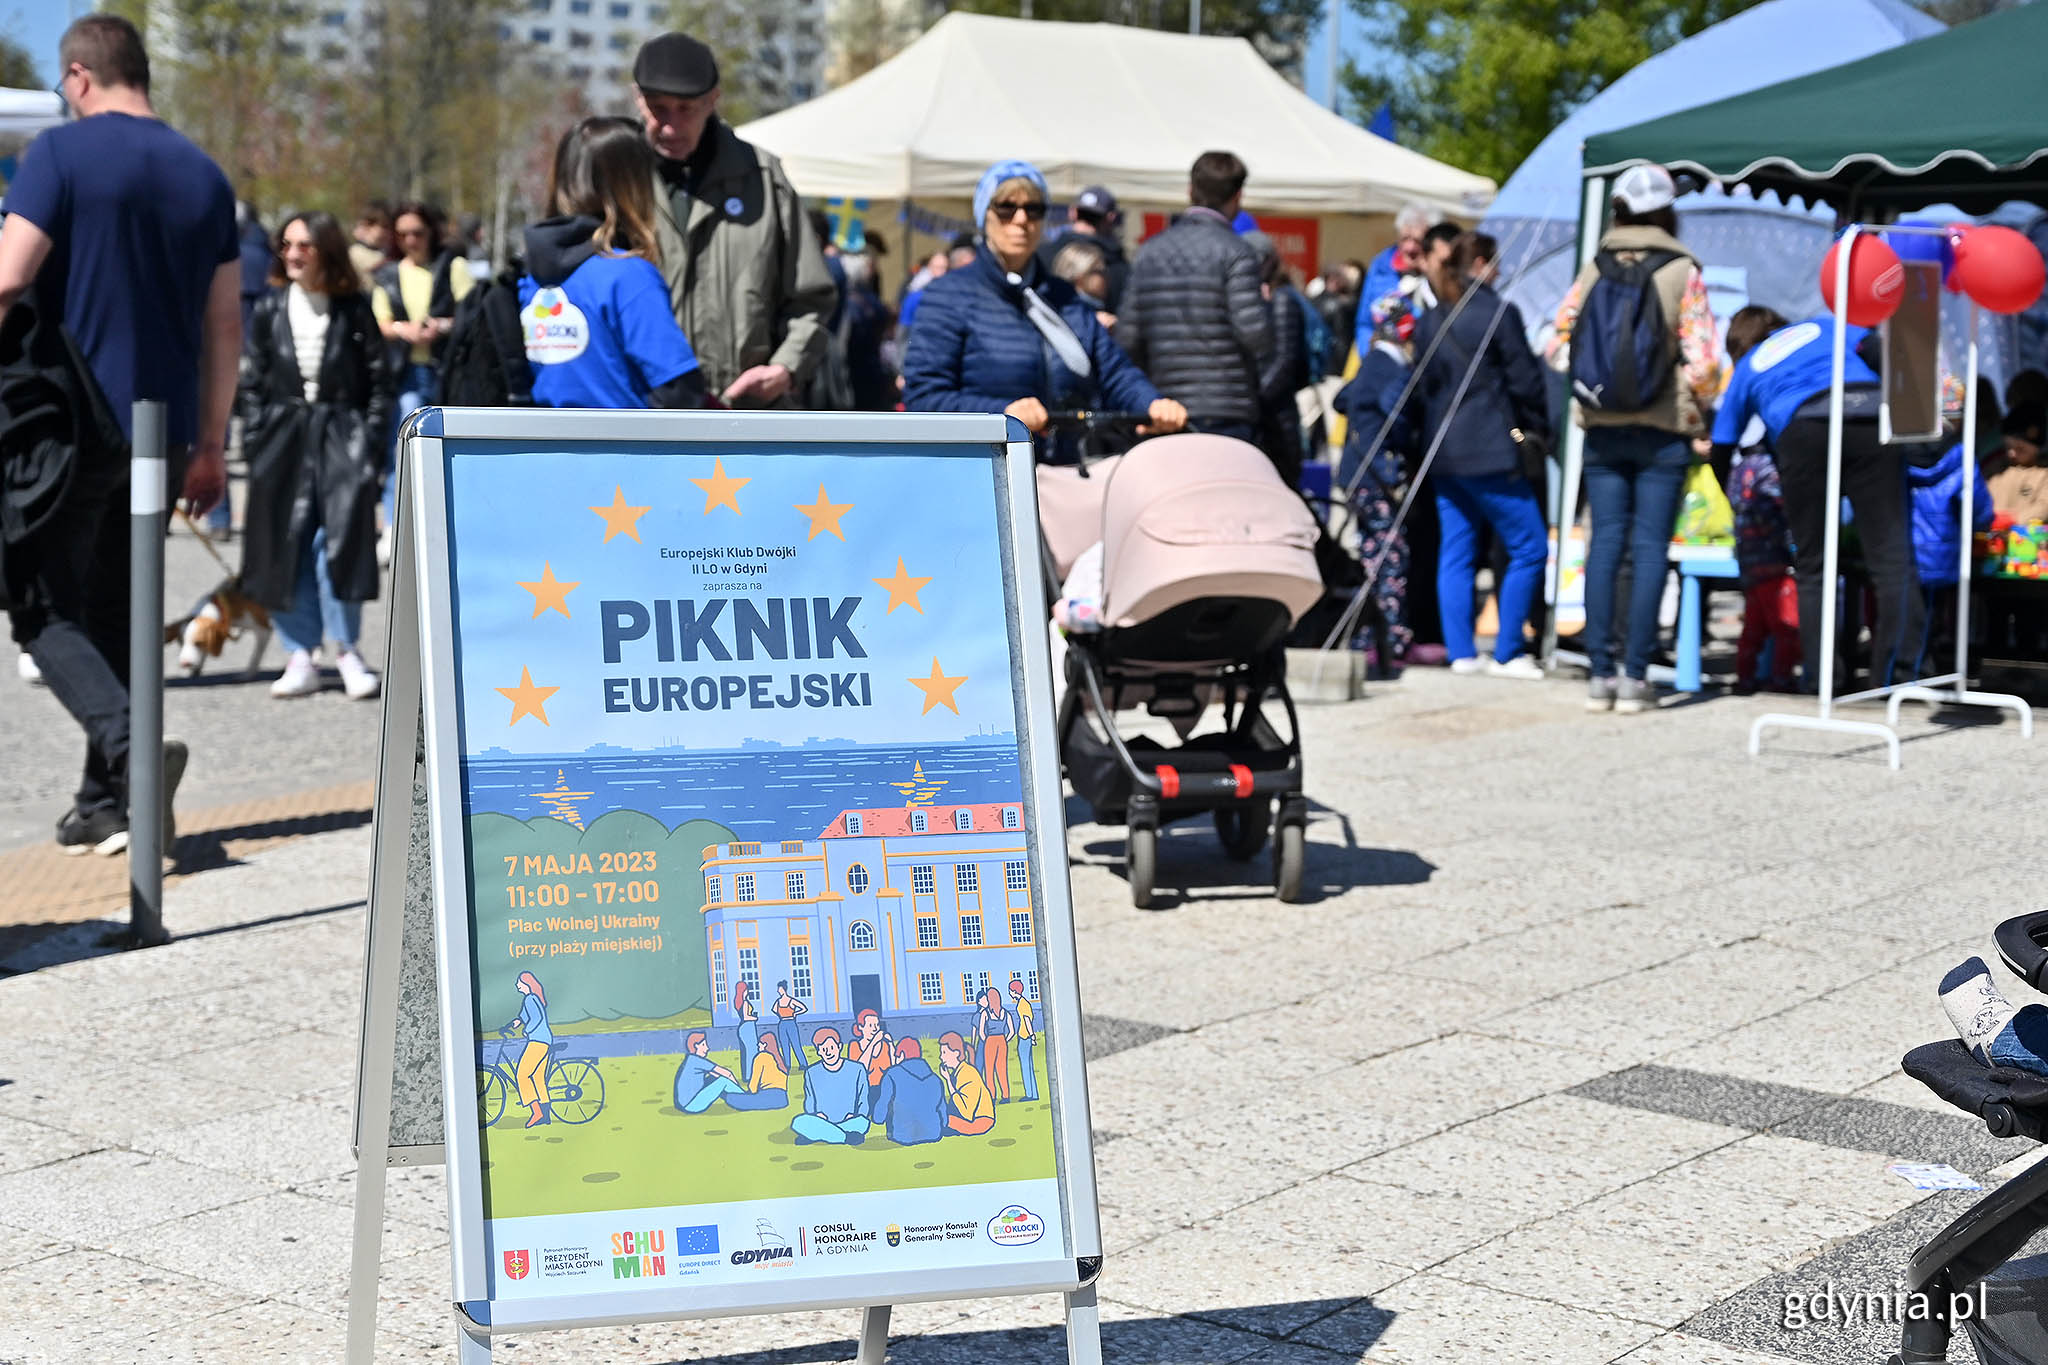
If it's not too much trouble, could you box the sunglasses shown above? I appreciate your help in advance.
[989,200,1047,223]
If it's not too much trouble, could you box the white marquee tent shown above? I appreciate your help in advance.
[736,13,1494,220]
[0,89,63,137]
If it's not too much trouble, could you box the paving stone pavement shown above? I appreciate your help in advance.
[0,663,2038,1363]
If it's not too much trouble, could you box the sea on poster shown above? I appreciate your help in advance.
[442,443,1065,1300]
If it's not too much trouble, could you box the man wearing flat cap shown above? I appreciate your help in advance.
[633,32,836,407]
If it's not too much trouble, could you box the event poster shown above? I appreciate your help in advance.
[441,442,1066,1301]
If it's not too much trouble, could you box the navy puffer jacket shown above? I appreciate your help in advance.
[902,248,1159,456]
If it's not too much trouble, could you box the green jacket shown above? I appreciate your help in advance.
[650,120,836,405]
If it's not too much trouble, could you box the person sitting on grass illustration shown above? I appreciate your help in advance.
[869,1036,947,1146]
[853,1008,894,1087]
[773,980,809,1071]
[939,1031,995,1136]
[792,1026,872,1145]
[722,1031,791,1111]
[504,971,553,1128]
[673,1030,746,1114]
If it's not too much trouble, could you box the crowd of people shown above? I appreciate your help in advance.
[11,11,2046,865]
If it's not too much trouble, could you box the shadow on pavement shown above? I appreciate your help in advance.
[1082,827,1435,909]
[612,1297,1380,1363]
[0,897,364,976]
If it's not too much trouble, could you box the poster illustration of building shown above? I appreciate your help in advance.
[441,443,1065,1302]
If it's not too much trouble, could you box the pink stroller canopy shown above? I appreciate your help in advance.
[1097,434,1322,629]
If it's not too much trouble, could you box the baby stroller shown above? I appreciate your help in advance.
[1038,429,1323,909]
[1895,910,2048,1364]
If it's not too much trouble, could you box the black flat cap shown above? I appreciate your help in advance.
[634,33,719,98]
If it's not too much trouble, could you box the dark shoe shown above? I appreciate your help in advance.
[1585,676,1617,712]
[1614,677,1658,714]
[56,805,128,857]
[161,738,188,856]
[845,1130,866,1146]
[1731,678,1757,697]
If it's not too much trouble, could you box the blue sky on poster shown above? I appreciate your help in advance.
[445,447,1022,756]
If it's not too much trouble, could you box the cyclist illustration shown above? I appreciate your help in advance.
[506,971,554,1127]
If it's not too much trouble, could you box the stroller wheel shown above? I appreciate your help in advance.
[1214,801,1272,861]
[1274,822,1304,903]
[1127,826,1158,909]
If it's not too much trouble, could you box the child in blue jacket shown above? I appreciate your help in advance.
[1906,381,1999,673]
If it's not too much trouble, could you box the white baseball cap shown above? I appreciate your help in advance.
[1613,164,1677,215]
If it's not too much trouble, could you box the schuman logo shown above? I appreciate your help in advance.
[502,1249,531,1281]
[986,1205,1045,1247]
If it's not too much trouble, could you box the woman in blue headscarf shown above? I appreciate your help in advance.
[902,160,1184,460]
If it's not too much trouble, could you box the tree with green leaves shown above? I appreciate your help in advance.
[0,33,41,90]
[1343,0,1774,182]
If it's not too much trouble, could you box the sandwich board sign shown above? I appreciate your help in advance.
[347,409,1103,1363]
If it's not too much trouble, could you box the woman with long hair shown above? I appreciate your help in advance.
[371,200,472,546]
[240,210,392,701]
[975,985,1013,1104]
[519,117,705,409]
[506,971,553,1128]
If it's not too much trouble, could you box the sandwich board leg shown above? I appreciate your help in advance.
[856,1303,891,1363]
[457,1312,492,1364]
[346,472,426,1365]
[1065,1283,1103,1365]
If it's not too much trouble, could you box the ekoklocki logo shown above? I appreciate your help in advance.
[986,1205,1045,1247]
[521,288,590,365]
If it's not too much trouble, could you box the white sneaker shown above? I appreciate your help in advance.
[271,649,321,698]
[16,652,42,686]
[1486,655,1545,681]
[1449,656,1486,675]
[337,649,381,701]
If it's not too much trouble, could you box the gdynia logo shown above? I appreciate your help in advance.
[611,1228,666,1279]
[731,1219,795,1266]
[502,1249,530,1281]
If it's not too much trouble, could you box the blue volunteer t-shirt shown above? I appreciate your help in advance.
[1712,317,1879,448]
[3,113,237,445]
[517,253,697,409]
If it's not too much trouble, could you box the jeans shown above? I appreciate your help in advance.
[681,1074,745,1114]
[1018,1035,1039,1100]
[722,1086,788,1111]
[1434,473,1546,663]
[1582,427,1693,680]
[1773,418,1924,689]
[738,1019,760,1079]
[775,1018,806,1072]
[271,526,362,656]
[9,446,190,816]
[386,362,437,524]
[792,1112,871,1144]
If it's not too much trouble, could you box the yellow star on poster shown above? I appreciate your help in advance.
[496,667,559,726]
[516,562,579,619]
[793,484,854,541]
[691,458,750,516]
[908,657,967,715]
[590,485,651,544]
[871,557,933,614]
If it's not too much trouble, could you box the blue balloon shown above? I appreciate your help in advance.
[1886,220,1946,266]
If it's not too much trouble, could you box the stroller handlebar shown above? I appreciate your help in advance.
[1044,409,1152,431]
[1996,911,2048,991]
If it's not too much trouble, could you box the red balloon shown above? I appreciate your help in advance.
[1820,235,1905,328]
[1950,224,2047,315]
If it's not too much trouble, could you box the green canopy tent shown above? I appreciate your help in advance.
[1580,0,2048,212]
[1541,2,2048,673]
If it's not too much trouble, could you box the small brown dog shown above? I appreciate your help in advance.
[167,577,271,677]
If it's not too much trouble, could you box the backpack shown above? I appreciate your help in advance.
[1569,249,1680,414]
[1294,289,1333,382]
[439,271,534,407]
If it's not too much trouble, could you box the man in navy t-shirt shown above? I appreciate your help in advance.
[0,14,241,863]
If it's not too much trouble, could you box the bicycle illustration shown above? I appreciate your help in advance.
[477,1032,606,1128]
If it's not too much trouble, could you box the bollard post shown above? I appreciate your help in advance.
[128,399,167,946]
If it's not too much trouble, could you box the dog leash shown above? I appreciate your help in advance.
[175,506,236,576]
